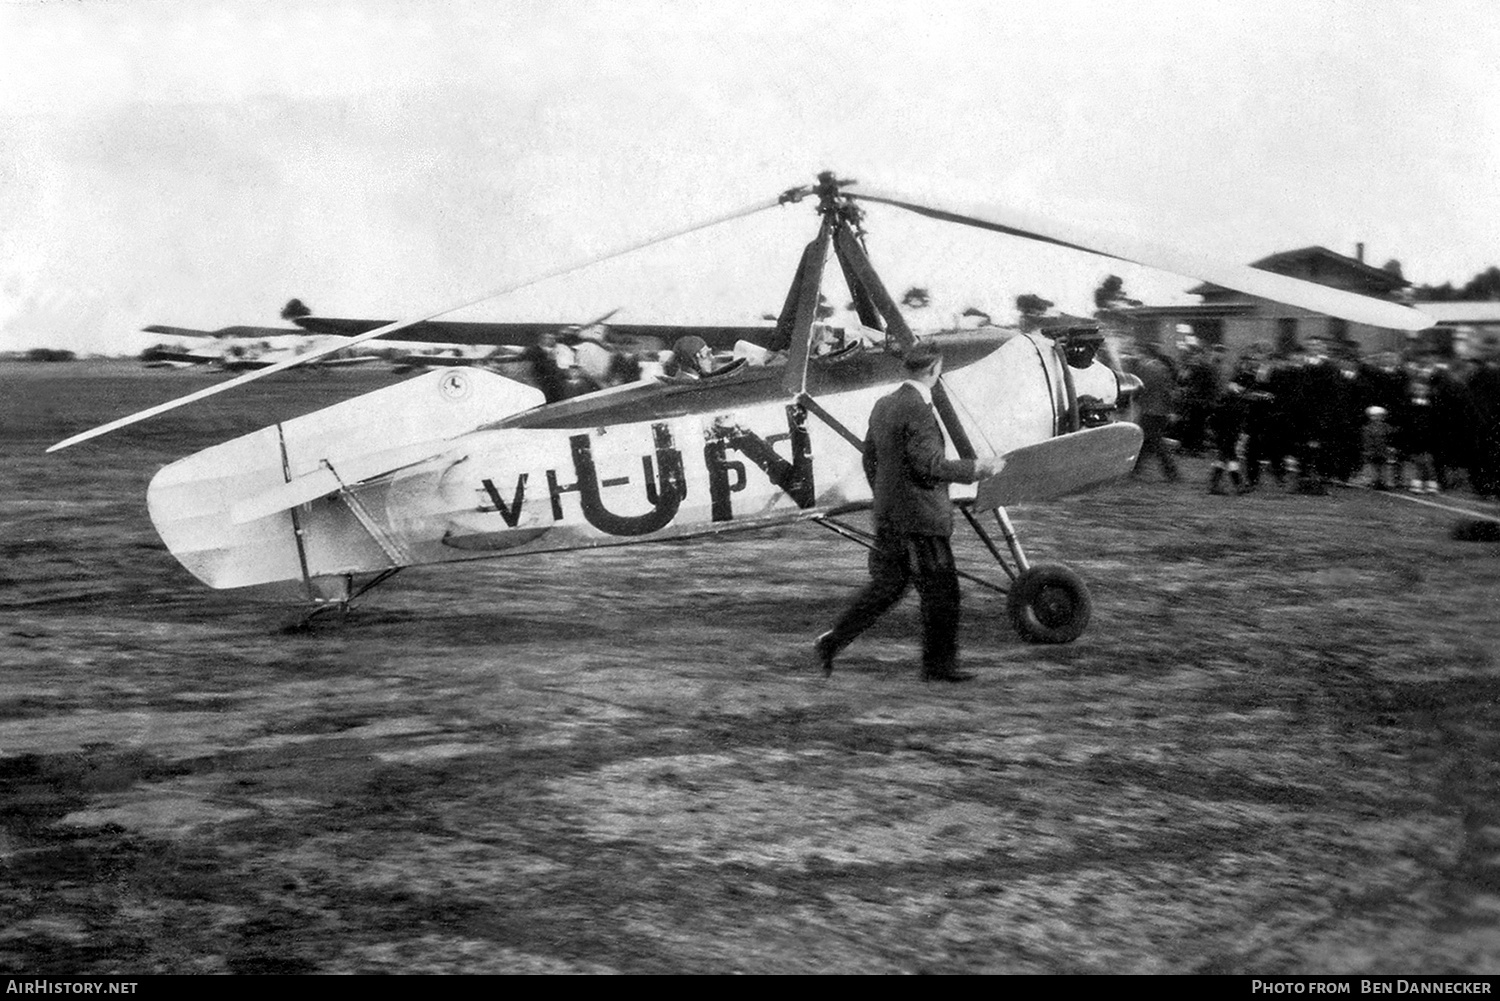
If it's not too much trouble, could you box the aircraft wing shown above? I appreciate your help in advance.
[393,353,487,367]
[292,316,776,352]
[315,354,385,368]
[218,357,281,371]
[142,325,220,340]
[140,348,222,366]
[142,324,312,340]
[216,352,382,371]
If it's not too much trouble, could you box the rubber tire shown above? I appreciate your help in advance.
[1007,563,1092,644]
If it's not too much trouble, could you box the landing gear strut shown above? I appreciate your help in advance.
[284,568,403,631]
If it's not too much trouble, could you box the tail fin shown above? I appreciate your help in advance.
[148,369,543,588]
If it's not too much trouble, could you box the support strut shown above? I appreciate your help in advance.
[992,506,1030,572]
[811,515,1009,595]
[959,505,1017,582]
[289,568,404,630]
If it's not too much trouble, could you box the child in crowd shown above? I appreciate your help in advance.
[1361,406,1395,490]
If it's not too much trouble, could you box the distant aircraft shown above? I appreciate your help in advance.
[139,325,381,371]
[288,309,769,358]
[281,304,635,379]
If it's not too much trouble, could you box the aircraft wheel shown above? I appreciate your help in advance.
[1007,564,1091,644]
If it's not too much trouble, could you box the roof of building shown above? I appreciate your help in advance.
[1188,245,1406,297]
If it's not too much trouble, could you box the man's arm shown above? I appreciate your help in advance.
[862,424,878,487]
[902,400,983,484]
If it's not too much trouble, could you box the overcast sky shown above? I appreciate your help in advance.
[3,0,1497,354]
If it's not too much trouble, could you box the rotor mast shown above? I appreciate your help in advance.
[779,172,978,459]
[776,172,912,367]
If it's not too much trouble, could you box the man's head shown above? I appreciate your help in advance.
[902,341,944,385]
[672,335,714,375]
[1061,326,1104,369]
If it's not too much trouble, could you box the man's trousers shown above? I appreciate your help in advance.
[824,528,961,675]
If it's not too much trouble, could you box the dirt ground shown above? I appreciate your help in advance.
[2,360,1498,974]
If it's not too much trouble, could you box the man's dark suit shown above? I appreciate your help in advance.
[823,382,982,677]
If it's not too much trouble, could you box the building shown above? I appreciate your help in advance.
[1412,301,1500,358]
[1121,245,1410,359]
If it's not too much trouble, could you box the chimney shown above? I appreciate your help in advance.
[1356,242,1365,263]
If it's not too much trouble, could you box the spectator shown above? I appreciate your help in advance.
[558,364,595,400]
[525,331,568,403]
[1237,346,1281,492]
[1126,344,1180,482]
[572,325,618,389]
[1207,374,1250,495]
[1429,359,1474,492]
[1468,352,1500,498]
[1361,406,1396,490]
[1176,342,1222,455]
[1397,355,1439,493]
[1330,351,1366,484]
[1284,337,1349,495]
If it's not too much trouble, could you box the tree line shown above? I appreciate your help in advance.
[1410,266,1500,302]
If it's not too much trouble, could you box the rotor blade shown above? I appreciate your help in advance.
[848,187,1433,332]
[48,195,787,453]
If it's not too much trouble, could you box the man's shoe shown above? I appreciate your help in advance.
[813,632,837,676]
[922,668,975,683]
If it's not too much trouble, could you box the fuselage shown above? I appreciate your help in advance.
[147,332,1117,590]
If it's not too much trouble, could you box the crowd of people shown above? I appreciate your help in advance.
[1123,335,1500,499]
[514,321,1500,503]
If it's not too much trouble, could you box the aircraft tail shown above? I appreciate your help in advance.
[147,369,543,589]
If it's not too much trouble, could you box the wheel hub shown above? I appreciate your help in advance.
[1032,585,1076,628]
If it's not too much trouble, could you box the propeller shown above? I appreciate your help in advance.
[846,186,1433,333]
[46,195,790,452]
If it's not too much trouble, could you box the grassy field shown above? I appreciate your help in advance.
[2,360,1498,974]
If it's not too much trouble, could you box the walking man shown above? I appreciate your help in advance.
[814,342,997,682]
